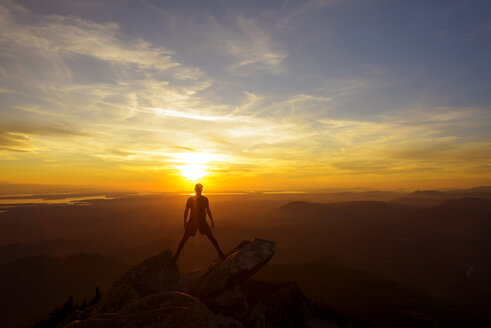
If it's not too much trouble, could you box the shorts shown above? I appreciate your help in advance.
[185,219,211,237]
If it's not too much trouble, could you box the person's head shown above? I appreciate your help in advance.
[194,183,203,195]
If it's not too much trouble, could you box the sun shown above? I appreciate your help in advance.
[179,164,207,180]
[174,152,216,181]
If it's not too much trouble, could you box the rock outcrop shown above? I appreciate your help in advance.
[184,239,275,299]
[92,249,182,314]
[67,292,220,328]
[65,238,343,328]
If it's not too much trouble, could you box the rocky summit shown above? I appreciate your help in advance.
[183,239,276,299]
[92,249,183,315]
[65,238,344,328]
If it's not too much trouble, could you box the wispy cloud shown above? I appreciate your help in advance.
[0,2,178,71]
[279,0,341,29]
[211,16,287,75]
[0,131,31,152]
[145,108,233,121]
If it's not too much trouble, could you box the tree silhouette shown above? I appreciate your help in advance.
[89,286,101,306]
[30,295,75,328]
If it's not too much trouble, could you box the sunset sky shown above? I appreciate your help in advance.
[0,0,490,192]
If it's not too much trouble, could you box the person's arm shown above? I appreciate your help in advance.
[205,198,214,229]
[184,198,190,228]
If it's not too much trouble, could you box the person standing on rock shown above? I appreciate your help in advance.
[172,183,226,262]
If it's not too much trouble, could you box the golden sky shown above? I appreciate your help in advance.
[0,1,490,192]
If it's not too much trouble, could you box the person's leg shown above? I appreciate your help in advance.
[173,232,189,262]
[205,232,226,259]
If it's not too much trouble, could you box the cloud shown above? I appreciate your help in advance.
[210,16,287,75]
[0,118,91,154]
[0,1,178,72]
[0,122,88,137]
[144,108,234,121]
[141,3,287,76]
[0,0,216,157]
[279,0,341,29]
[0,131,31,152]
[312,107,491,176]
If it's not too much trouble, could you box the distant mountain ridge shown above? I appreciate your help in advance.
[430,197,491,213]
[392,187,491,207]
[0,238,175,266]
[277,197,491,322]
[0,239,92,264]
[281,197,491,215]
[254,262,487,328]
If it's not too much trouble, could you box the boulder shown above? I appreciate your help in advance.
[204,285,249,321]
[93,249,182,314]
[244,280,318,328]
[205,279,340,328]
[184,239,275,299]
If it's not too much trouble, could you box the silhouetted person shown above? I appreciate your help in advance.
[172,183,226,262]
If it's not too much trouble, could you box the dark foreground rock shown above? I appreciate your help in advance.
[64,239,344,328]
[93,249,182,314]
[67,292,220,328]
[67,307,218,328]
[184,239,275,299]
[204,279,339,328]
